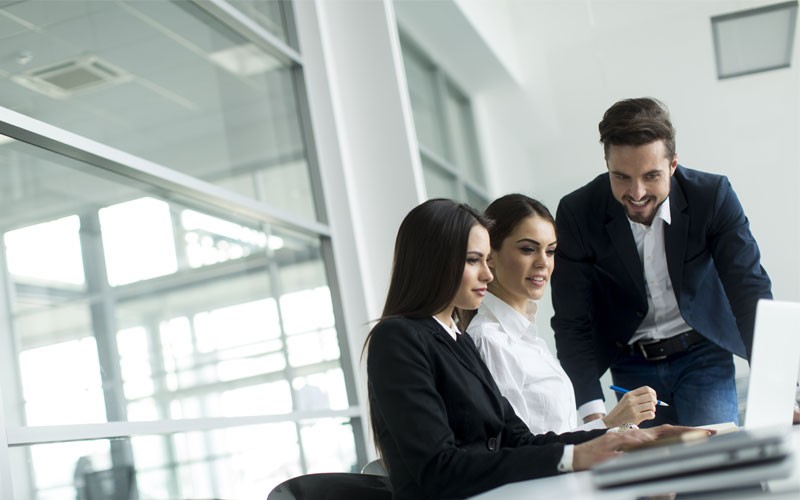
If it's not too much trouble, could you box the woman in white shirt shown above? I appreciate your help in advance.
[466,194,658,434]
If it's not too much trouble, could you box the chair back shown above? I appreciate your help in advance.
[360,459,388,476]
[267,472,392,500]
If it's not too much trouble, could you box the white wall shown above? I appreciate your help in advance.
[503,0,799,303]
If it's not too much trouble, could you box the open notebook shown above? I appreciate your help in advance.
[592,299,800,491]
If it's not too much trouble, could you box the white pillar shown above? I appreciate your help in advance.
[294,0,424,457]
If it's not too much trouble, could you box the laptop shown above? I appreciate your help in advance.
[743,299,800,429]
[591,426,794,489]
[592,299,800,491]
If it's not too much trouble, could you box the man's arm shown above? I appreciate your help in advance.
[551,200,605,407]
[706,177,772,357]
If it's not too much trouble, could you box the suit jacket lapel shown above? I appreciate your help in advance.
[664,175,688,301]
[429,322,504,411]
[605,197,646,300]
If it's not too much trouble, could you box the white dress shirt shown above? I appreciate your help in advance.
[468,293,606,434]
[578,197,692,420]
[628,197,691,343]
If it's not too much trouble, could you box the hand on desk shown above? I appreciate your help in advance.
[572,425,712,471]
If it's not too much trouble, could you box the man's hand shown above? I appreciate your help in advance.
[603,386,658,427]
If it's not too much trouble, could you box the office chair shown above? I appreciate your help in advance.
[83,465,137,500]
[267,472,392,500]
[360,459,388,476]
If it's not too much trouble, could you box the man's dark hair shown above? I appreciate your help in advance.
[599,97,676,159]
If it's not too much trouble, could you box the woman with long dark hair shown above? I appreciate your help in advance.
[364,199,691,499]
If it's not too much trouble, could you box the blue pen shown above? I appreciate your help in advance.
[610,385,669,407]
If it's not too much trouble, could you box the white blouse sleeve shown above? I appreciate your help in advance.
[469,324,532,429]
[571,417,607,432]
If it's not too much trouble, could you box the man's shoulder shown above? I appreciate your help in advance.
[559,171,610,211]
[673,165,731,204]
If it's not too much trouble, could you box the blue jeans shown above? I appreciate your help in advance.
[610,338,738,427]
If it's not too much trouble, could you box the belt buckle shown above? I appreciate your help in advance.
[638,338,667,361]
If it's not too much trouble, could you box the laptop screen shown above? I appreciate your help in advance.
[743,299,800,429]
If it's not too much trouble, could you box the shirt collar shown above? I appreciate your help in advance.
[482,292,538,340]
[432,315,460,340]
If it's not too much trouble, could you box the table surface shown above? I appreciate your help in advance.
[471,427,800,500]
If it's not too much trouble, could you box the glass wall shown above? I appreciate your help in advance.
[0,1,361,499]
[400,35,489,209]
[0,0,316,221]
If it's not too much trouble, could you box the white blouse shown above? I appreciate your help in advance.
[467,292,606,434]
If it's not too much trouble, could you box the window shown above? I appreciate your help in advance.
[0,1,362,499]
[400,36,489,210]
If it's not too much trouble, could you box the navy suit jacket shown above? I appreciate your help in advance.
[551,165,772,407]
[367,316,604,500]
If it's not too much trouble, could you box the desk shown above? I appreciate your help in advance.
[471,427,800,500]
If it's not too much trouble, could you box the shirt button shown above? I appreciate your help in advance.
[487,437,498,451]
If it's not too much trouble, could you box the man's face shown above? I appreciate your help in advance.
[607,140,678,226]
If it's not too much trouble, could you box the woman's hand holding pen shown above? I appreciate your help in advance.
[602,385,659,428]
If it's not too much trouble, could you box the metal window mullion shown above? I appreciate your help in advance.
[144,315,182,499]
[433,68,459,181]
[189,0,302,66]
[78,212,135,473]
[259,221,309,473]
[418,146,458,177]
[0,244,27,499]
[282,0,301,59]
[0,108,331,241]
[292,65,329,225]
[319,236,367,468]
[6,408,362,446]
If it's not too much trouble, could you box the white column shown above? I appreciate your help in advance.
[294,0,424,457]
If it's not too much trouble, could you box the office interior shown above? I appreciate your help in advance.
[0,0,796,498]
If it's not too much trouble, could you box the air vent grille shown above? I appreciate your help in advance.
[13,55,132,98]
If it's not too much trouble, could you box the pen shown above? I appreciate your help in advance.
[609,385,670,407]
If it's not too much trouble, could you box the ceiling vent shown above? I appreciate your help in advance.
[12,55,132,99]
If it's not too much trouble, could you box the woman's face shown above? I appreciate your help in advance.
[489,214,556,313]
[450,224,493,313]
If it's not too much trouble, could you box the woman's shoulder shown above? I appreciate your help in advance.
[370,316,436,345]
[467,313,508,343]
[367,317,438,367]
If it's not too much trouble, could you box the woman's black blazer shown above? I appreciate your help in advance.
[367,316,605,499]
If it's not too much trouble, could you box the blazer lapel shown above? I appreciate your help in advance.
[664,174,688,301]
[429,323,504,410]
[605,197,646,300]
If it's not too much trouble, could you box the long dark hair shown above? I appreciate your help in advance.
[362,199,489,462]
[381,198,489,319]
[460,194,555,326]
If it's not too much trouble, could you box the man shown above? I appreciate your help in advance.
[551,97,772,427]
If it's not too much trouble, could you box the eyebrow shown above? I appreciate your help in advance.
[610,168,662,177]
[515,238,557,247]
[466,250,486,257]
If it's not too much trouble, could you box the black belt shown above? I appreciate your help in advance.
[630,330,705,361]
